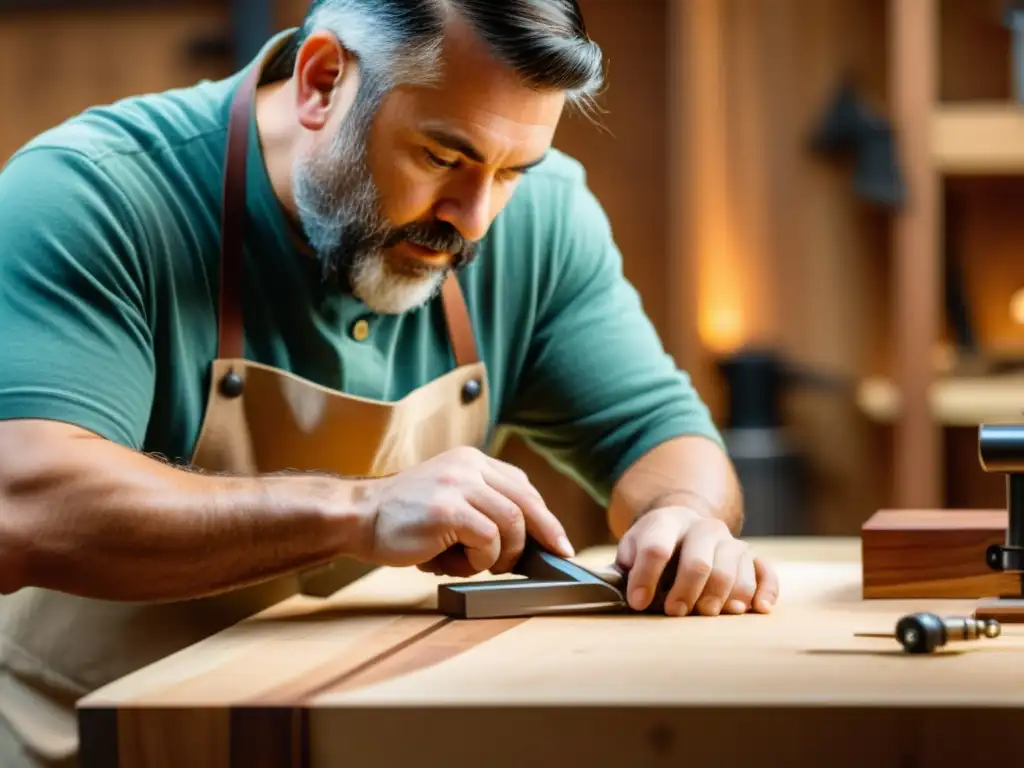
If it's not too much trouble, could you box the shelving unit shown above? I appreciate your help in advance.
[859,374,1024,426]
[933,103,1024,172]
[878,0,1024,508]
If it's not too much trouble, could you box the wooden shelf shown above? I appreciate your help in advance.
[858,374,1024,425]
[933,103,1024,174]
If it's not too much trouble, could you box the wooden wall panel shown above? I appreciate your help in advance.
[939,0,1011,102]
[17,1,1007,539]
[502,0,674,548]
[0,8,232,163]
[755,0,892,534]
[672,0,893,534]
[276,0,310,29]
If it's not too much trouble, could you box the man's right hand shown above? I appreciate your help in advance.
[356,446,575,578]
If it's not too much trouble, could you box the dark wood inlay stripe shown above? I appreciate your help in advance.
[230,707,306,768]
[79,707,119,768]
[318,618,528,698]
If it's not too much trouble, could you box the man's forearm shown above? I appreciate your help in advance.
[607,435,743,538]
[0,420,370,602]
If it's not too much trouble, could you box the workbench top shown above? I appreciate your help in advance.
[79,537,1024,768]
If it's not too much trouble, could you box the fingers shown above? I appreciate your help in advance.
[464,482,528,574]
[751,556,779,613]
[623,514,681,611]
[723,549,757,615]
[662,518,721,616]
[419,546,481,578]
[447,504,501,574]
[482,457,574,559]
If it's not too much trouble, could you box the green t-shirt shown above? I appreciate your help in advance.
[0,31,722,506]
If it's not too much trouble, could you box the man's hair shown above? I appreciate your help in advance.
[290,0,605,111]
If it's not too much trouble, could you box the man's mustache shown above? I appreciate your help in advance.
[384,220,477,265]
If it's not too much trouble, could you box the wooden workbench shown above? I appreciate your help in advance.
[79,538,1024,768]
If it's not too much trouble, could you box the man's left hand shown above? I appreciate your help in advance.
[615,506,779,616]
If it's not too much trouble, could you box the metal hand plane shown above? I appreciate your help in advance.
[437,539,677,619]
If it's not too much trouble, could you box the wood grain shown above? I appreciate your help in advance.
[80,538,1024,768]
[861,508,1017,597]
[301,706,1024,768]
[323,618,527,696]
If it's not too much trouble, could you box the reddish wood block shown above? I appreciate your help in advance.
[861,509,1019,598]
[975,598,1024,624]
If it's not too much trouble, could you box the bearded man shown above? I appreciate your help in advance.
[0,1,778,765]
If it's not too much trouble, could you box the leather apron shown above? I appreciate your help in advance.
[0,54,490,768]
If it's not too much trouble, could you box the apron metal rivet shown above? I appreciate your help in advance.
[220,371,244,398]
[461,378,482,404]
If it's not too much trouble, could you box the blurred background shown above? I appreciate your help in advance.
[3,0,1023,547]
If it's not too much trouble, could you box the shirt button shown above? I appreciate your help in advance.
[351,318,371,342]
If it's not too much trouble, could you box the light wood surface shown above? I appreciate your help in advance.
[79,537,1024,767]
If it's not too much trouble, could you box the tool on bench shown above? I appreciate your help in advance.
[437,538,679,619]
[975,424,1024,623]
[857,612,1002,654]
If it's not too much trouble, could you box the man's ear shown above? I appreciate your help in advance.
[293,31,358,132]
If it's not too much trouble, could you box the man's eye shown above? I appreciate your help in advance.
[495,169,523,184]
[424,149,457,169]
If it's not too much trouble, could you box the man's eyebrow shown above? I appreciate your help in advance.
[423,129,547,173]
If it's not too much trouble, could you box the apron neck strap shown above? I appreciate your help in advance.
[218,64,481,368]
[218,61,261,361]
[440,272,479,366]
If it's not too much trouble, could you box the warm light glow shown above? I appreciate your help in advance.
[700,304,746,354]
[1011,287,1024,325]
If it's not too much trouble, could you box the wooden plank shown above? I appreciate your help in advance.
[861,508,1016,597]
[891,0,942,508]
[933,103,1024,174]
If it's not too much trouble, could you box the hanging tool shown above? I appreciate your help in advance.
[856,612,1001,654]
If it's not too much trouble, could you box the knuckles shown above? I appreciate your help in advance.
[704,567,734,591]
[435,465,472,487]
[426,494,463,527]
[446,445,486,465]
[692,516,730,537]
[680,556,713,580]
[637,541,675,563]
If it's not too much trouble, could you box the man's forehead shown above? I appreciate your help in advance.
[403,17,567,136]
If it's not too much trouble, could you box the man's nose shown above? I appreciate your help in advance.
[435,181,494,244]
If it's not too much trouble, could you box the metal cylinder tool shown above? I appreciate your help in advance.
[894,612,1001,654]
[857,612,1001,653]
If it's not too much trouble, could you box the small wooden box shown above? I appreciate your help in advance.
[861,509,1017,598]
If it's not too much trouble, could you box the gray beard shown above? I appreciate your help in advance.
[291,100,448,315]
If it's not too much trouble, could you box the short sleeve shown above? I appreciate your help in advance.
[0,148,155,448]
[502,179,724,506]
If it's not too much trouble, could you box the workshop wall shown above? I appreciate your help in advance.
[1,0,1018,543]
